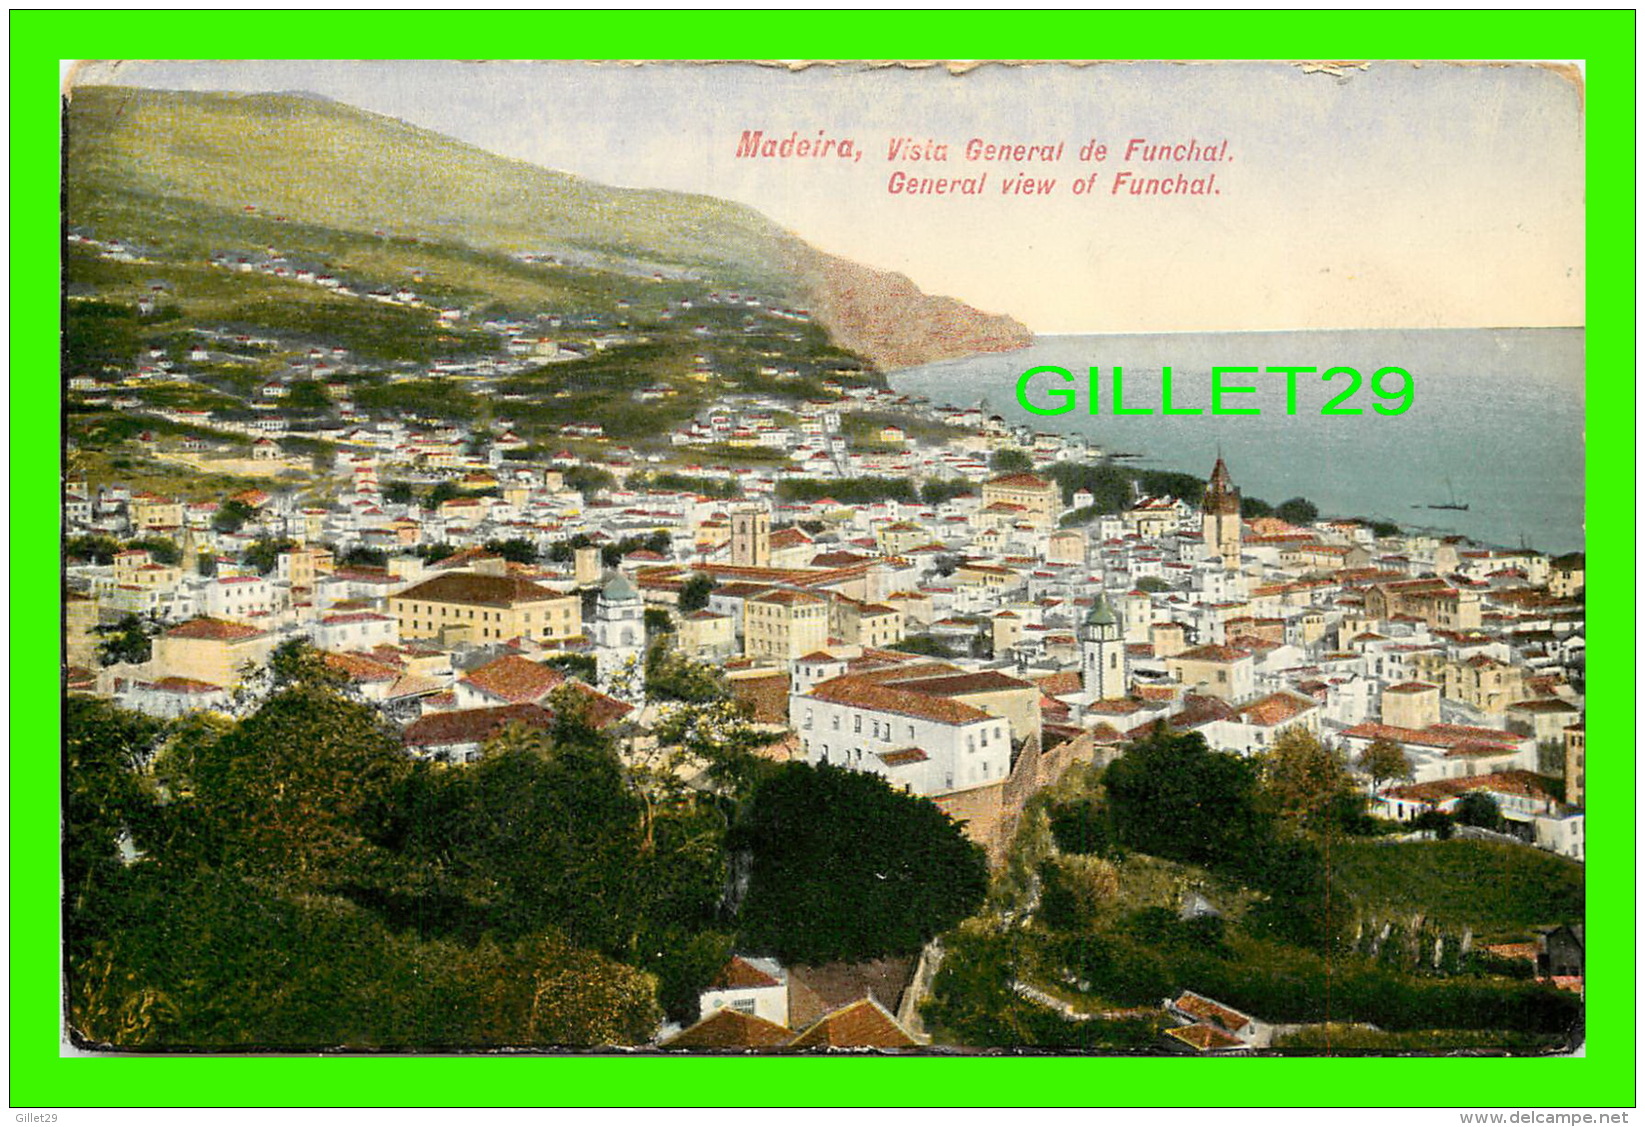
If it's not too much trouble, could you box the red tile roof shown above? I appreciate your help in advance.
[788,998,917,1049]
[397,572,564,608]
[710,956,781,991]
[460,655,565,704]
[163,617,267,642]
[662,1007,794,1049]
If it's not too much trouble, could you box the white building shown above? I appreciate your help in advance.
[203,574,277,623]
[594,571,646,699]
[790,671,1011,796]
[311,610,398,652]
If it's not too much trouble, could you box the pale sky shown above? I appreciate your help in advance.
[76,60,1584,334]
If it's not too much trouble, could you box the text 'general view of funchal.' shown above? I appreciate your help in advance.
[61,83,1585,1056]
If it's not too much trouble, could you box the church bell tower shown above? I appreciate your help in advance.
[1203,455,1243,571]
[1080,589,1127,702]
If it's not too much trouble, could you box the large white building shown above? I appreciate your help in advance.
[789,668,1012,796]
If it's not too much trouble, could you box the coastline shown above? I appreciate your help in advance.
[886,326,1586,556]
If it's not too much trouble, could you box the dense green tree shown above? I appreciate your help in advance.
[677,574,715,613]
[338,545,389,568]
[286,381,331,412]
[185,684,411,888]
[732,763,989,964]
[540,653,597,681]
[1044,462,1134,511]
[382,481,417,505]
[212,499,256,534]
[66,534,122,565]
[96,614,153,667]
[644,639,728,703]
[644,607,675,635]
[562,464,617,498]
[124,536,181,566]
[775,476,919,505]
[1257,728,1363,833]
[1038,855,1120,931]
[921,478,975,505]
[1358,738,1414,794]
[886,635,957,659]
[1136,470,1205,502]
[63,699,163,906]
[424,480,463,509]
[1412,810,1456,840]
[1454,792,1504,832]
[484,538,539,565]
[990,448,1034,474]
[242,535,298,575]
[1046,793,1115,857]
[1276,497,1321,526]
[1102,725,1264,867]
[1240,496,1275,519]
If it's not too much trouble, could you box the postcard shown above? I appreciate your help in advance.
[60,58,1585,1058]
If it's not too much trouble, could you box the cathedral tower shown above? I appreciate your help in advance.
[1203,456,1243,571]
[731,507,770,568]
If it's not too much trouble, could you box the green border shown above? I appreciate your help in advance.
[13,10,1635,1110]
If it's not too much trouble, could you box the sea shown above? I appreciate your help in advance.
[889,328,1585,555]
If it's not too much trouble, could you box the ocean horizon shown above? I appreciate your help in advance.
[890,327,1585,555]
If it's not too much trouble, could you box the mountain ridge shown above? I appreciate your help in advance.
[66,84,1032,370]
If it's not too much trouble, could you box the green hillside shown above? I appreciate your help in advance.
[67,86,799,291]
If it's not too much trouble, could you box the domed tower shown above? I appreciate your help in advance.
[1080,589,1127,702]
[594,571,645,698]
[1203,455,1243,571]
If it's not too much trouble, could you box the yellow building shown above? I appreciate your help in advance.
[875,521,929,557]
[112,549,181,593]
[954,562,1017,593]
[744,589,829,665]
[1381,681,1441,729]
[1549,553,1585,598]
[1046,529,1087,565]
[980,473,1059,529]
[829,595,905,649]
[1166,644,1255,702]
[1445,654,1526,715]
[677,609,737,661]
[1365,579,1482,631]
[1564,720,1585,807]
[66,592,101,669]
[130,492,184,532]
[392,572,581,645]
[152,617,276,688]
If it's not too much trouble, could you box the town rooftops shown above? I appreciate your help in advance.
[750,589,828,608]
[163,617,268,642]
[1172,644,1250,664]
[788,998,918,1050]
[460,655,566,704]
[985,472,1053,490]
[661,1007,794,1050]
[709,956,783,991]
[807,676,991,726]
[1235,691,1316,727]
[397,571,564,607]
